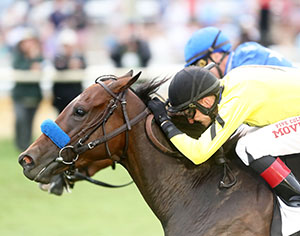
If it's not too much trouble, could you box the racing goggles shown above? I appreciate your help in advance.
[183,105,197,119]
[192,57,208,68]
[190,57,208,67]
[169,104,197,120]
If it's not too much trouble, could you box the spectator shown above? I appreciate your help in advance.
[68,1,88,32]
[258,0,272,46]
[109,22,151,68]
[48,0,69,31]
[52,28,86,113]
[11,27,43,151]
[67,1,88,51]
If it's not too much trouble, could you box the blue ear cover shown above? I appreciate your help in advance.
[41,119,70,149]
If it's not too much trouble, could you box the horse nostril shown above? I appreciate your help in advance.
[19,154,34,168]
[24,156,33,164]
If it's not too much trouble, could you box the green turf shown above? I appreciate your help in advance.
[0,139,163,236]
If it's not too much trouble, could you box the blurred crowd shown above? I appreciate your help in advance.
[1,0,300,151]
[1,0,300,69]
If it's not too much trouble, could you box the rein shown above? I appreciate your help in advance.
[145,113,236,189]
[66,171,134,188]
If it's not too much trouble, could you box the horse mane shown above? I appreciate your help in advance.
[133,77,170,104]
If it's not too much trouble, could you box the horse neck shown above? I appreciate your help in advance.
[115,94,274,235]
[121,108,213,228]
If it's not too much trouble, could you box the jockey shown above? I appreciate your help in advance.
[147,65,300,207]
[184,26,294,78]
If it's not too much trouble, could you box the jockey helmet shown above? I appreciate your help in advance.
[168,66,220,119]
[184,27,232,67]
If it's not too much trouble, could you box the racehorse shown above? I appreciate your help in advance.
[19,70,282,235]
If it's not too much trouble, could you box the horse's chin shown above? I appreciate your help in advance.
[23,161,64,184]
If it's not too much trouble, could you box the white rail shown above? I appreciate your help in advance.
[0,64,182,98]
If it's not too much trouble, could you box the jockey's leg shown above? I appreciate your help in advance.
[249,154,300,207]
[235,115,300,207]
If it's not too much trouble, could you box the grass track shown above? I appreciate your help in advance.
[0,139,163,236]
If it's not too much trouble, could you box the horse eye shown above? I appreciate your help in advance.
[75,108,86,117]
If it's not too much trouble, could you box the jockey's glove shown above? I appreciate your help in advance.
[148,97,182,139]
[148,97,170,125]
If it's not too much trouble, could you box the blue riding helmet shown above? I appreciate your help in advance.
[184,27,232,67]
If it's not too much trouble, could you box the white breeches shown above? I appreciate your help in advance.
[235,115,300,166]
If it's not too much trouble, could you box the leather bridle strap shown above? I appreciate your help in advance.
[77,98,118,147]
[71,171,133,188]
[73,80,131,157]
[74,108,150,155]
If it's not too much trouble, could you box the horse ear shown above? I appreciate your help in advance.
[113,71,142,93]
[126,71,142,88]
[120,70,134,78]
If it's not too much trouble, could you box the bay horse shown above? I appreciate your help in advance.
[19,70,281,235]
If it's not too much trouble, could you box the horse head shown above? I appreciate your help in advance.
[18,70,143,184]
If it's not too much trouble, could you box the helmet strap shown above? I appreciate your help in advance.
[207,52,229,78]
[193,92,220,121]
[206,30,229,78]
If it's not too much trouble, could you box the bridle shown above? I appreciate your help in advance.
[36,75,150,188]
[57,75,150,165]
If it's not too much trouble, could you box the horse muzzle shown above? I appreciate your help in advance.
[18,153,62,183]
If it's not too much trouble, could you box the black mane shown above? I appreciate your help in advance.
[134,77,169,104]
